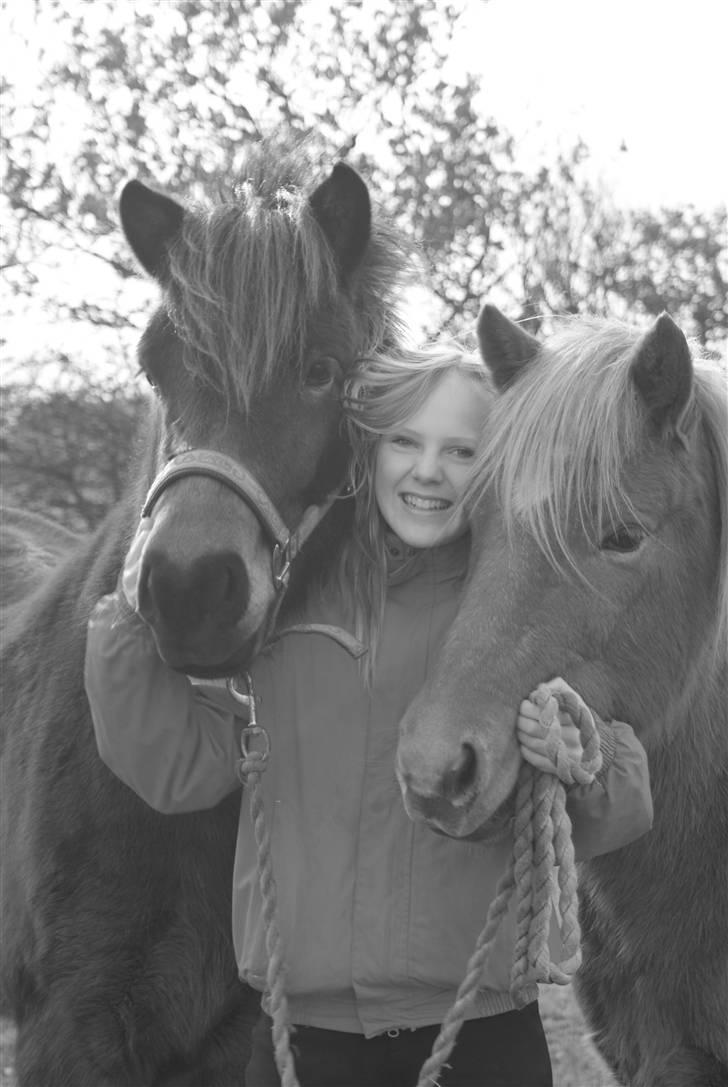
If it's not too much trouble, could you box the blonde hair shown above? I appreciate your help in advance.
[337,342,492,682]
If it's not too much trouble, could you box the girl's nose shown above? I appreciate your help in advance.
[412,449,443,482]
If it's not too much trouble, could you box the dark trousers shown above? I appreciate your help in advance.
[245,1004,553,1087]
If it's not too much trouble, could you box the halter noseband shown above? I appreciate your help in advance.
[141,449,334,592]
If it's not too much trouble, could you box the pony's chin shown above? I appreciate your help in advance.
[152,633,261,679]
[459,796,515,843]
[402,784,516,842]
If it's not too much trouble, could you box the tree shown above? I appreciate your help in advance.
[0,368,149,530]
[1,0,726,525]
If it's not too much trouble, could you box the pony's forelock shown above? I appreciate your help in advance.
[468,320,643,562]
[162,143,410,411]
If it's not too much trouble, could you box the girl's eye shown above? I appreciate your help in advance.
[391,436,415,448]
[600,523,646,553]
[450,447,475,459]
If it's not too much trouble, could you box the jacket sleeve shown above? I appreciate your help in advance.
[85,592,245,814]
[567,715,653,861]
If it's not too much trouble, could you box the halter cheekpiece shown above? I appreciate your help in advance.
[141,448,322,592]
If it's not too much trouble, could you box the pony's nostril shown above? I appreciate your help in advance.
[137,551,250,628]
[187,553,250,623]
[200,556,242,611]
[440,742,478,802]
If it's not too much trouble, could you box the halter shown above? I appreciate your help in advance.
[141,449,337,593]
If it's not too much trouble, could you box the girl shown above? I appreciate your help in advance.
[85,344,652,1087]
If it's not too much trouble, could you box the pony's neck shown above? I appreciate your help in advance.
[648,656,728,830]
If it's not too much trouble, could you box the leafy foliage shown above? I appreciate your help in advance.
[1,0,726,528]
[1,372,148,530]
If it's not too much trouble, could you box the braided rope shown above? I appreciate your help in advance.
[415,684,602,1087]
[240,683,601,1087]
[238,749,300,1087]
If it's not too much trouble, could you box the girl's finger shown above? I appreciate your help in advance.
[519,698,542,721]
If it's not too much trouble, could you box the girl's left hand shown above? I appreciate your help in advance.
[517,683,585,775]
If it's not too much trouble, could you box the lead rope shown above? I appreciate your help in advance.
[415,684,602,1087]
[229,674,300,1087]
[231,678,601,1087]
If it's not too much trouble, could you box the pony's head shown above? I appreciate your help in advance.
[121,142,407,676]
[397,304,727,837]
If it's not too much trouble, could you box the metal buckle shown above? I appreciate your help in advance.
[272,539,292,592]
[239,724,270,763]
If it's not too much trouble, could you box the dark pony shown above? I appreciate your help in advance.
[398,306,728,1086]
[0,507,80,608]
[0,140,408,1084]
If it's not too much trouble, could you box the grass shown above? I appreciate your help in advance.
[2,987,617,1086]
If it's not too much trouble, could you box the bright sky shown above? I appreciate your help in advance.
[453,0,727,210]
[3,0,726,213]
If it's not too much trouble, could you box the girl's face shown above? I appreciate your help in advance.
[374,370,490,549]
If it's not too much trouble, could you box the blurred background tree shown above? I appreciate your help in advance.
[1,0,726,529]
[0,369,147,531]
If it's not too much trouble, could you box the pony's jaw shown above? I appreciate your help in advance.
[145,622,267,678]
[399,777,517,840]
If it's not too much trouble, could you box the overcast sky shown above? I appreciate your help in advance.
[453,0,727,210]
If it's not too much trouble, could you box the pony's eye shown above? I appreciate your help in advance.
[305,357,340,391]
[138,366,157,389]
[601,524,646,553]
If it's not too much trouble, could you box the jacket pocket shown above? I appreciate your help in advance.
[405,825,516,993]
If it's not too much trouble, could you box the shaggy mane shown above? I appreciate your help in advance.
[163,140,409,409]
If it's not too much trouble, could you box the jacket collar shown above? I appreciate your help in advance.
[385,531,470,586]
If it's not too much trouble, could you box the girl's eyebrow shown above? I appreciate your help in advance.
[392,425,477,445]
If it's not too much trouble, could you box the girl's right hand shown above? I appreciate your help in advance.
[517,678,585,776]
[120,517,154,612]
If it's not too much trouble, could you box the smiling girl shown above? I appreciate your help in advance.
[85,343,652,1086]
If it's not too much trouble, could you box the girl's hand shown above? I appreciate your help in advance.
[517,677,585,775]
[120,517,153,611]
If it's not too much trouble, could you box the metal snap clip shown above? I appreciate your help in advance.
[227,672,256,721]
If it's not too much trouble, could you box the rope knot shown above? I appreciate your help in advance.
[236,724,271,784]
[529,682,602,786]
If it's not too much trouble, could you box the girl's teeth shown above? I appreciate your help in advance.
[403,495,450,511]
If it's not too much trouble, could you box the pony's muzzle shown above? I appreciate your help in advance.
[396,736,482,829]
[138,548,251,636]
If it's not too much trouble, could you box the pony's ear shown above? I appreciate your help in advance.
[120,180,184,280]
[629,312,693,435]
[309,163,371,281]
[477,304,541,389]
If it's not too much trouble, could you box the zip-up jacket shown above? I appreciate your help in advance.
[85,539,653,1036]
